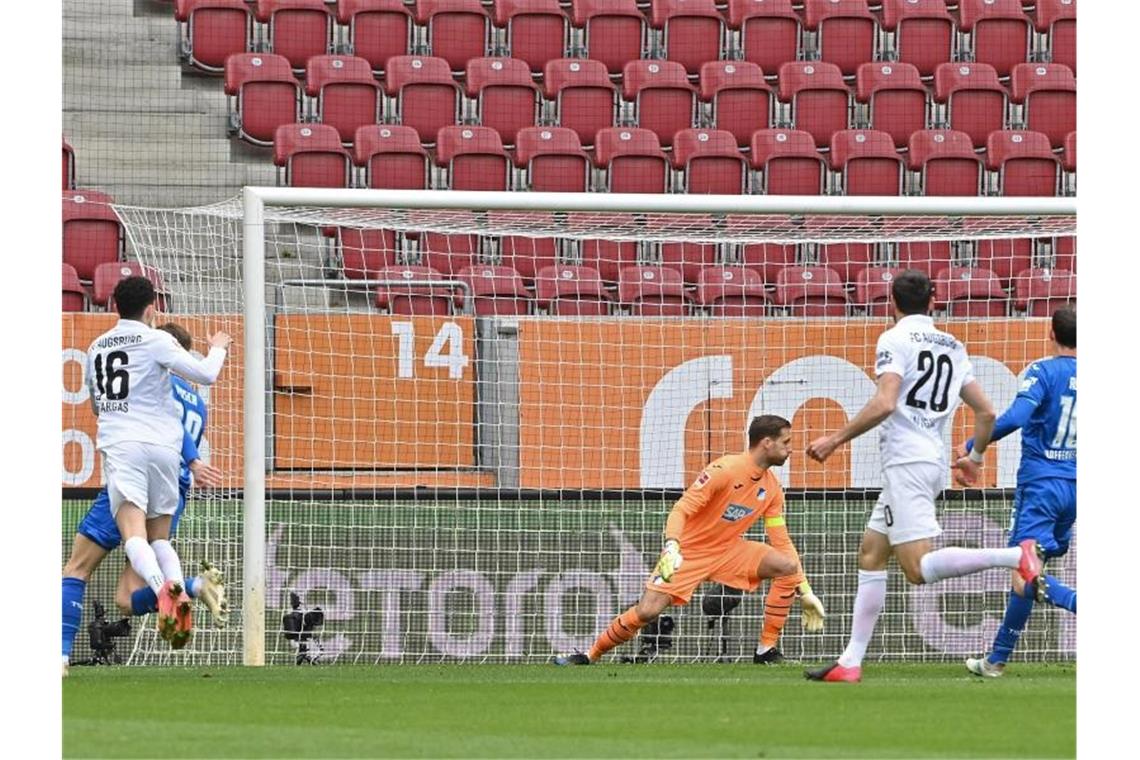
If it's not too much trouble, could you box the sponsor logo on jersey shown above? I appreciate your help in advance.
[1019,376,1039,393]
[693,471,711,489]
[721,504,754,522]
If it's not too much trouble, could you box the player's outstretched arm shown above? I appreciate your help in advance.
[953,381,997,486]
[155,330,232,385]
[807,373,901,463]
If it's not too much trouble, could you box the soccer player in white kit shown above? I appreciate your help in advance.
[802,270,1044,683]
[85,276,231,647]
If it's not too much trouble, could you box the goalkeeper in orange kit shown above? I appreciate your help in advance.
[554,415,825,665]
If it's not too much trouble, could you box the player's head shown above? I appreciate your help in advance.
[891,270,935,319]
[113,276,157,323]
[156,322,193,352]
[748,415,793,467]
[1051,305,1076,351]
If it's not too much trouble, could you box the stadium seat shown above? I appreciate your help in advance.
[417,0,492,73]
[495,213,559,281]
[384,56,462,143]
[933,62,1007,148]
[672,129,749,194]
[273,124,352,187]
[570,212,642,282]
[594,127,671,193]
[224,53,302,146]
[854,266,904,316]
[830,129,904,196]
[305,55,383,144]
[661,239,720,284]
[1010,63,1076,149]
[62,263,86,313]
[63,190,124,282]
[740,242,799,283]
[62,139,74,190]
[1014,268,1075,316]
[435,125,512,190]
[1062,130,1076,173]
[374,265,456,315]
[572,0,647,76]
[700,61,772,148]
[855,62,927,148]
[879,0,955,78]
[695,267,770,316]
[803,0,878,78]
[907,129,983,196]
[749,129,827,195]
[650,0,726,76]
[1051,235,1076,273]
[816,237,877,284]
[775,266,848,317]
[986,130,1059,197]
[256,0,334,74]
[543,58,616,148]
[974,236,1033,284]
[337,228,399,279]
[1036,0,1076,74]
[622,60,698,148]
[777,62,851,148]
[337,0,413,75]
[466,57,541,147]
[421,227,482,275]
[936,265,1007,317]
[514,127,591,192]
[896,240,953,278]
[353,125,429,189]
[618,266,691,316]
[727,0,801,74]
[957,0,1031,78]
[534,265,612,315]
[176,0,253,73]
[457,265,533,315]
[94,262,168,311]
[495,0,569,74]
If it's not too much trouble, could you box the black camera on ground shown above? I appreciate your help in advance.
[281,591,325,665]
[72,601,132,667]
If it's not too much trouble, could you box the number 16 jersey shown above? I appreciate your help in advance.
[874,314,975,468]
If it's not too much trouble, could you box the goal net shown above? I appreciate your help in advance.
[63,190,1075,666]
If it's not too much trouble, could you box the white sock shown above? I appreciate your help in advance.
[838,570,888,668]
[124,536,165,594]
[756,644,771,656]
[919,547,1021,584]
[150,539,185,587]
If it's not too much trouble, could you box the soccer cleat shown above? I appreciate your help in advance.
[552,651,592,666]
[156,580,183,641]
[169,586,194,650]
[197,561,230,626]
[753,648,785,665]
[804,660,862,683]
[1017,539,1044,589]
[965,656,1005,678]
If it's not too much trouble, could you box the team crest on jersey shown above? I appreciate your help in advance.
[757,487,767,501]
[693,471,711,489]
[721,504,754,522]
[875,350,893,369]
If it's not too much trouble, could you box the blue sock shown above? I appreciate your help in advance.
[1041,575,1077,613]
[62,577,87,660]
[131,587,158,616]
[185,576,200,599]
[988,590,1034,665]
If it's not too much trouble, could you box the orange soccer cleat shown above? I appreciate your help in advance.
[169,585,194,650]
[156,580,181,641]
[1017,539,1045,590]
[804,661,862,683]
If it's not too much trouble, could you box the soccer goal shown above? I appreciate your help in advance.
[90,189,1075,667]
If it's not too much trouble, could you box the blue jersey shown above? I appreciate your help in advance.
[171,376,208,490]
[1011,356,1076,484]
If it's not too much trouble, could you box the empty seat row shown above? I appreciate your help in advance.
[62,261,168,312]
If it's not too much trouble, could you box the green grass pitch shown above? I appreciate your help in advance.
[63,663,1074,758]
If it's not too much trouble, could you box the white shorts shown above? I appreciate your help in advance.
[101,442,180,520]
[867,462,944,546]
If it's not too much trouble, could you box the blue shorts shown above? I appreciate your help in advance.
[1008,479,1077,559]
[76,486,189,552]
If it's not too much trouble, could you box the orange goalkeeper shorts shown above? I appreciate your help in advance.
[644,539,772,605]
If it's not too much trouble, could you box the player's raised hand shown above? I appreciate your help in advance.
[806,435,838,463]
[652,540,683,583]
[209,331,233,350]
[189,459,225,488]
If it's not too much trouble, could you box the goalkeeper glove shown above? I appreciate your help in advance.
[653,540,683,583]
[797,581,826,632]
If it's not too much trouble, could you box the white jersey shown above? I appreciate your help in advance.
[874,314,975,468]
[86,319,227,453]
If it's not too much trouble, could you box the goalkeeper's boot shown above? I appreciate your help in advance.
[804,660,861,683]
[169,585,194,650]
[965,656,1005,678]
[552,651,592,666]
[1016,539,1045,591]
[197,561,231,626]
[156,580,183,642]
[753,648,785,665]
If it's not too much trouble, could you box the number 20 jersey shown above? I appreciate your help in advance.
[874,314,975,469]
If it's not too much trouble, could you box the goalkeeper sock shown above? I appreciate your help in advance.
[150,540,185,587]
[1040,575,1076,613]
[131,587,159,616]
[988,590,1034,666]
[760,577,797,649]
[919,547,1021,584]
[587,608,645,662]
[62,577,86,660]
[124,536,165,594]
[837,569,887,668]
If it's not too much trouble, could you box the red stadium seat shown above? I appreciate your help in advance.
[1052,235,1076,272]
[700,61,772,148]
[660,240,719,284]
[775,266,848,317]
[696,267,770,316]
[435,125,511,190]
[224,53,301,146]
[256,0,334,74]
[594,127,671,193]
[618,266,690,316]
[855,62,927,149]
[1014,268,1075,316]
[958,0,1031,78]
[740,243,799,283]
[417,0,492,73]
[374,265,456,315]
[1010,63,1076,149]
[305,55,382,144]
[176,0,253,73]
[749,129,826,195]
[936,265,1007,317]
[493,213,559,281]
[803,0,878,77]
[457,265,533,315]
[337,0,412,75]
[986,130,1059,197]
[336,228,398,279]
[672,129,749,194]
[535,265,612,316]
[495,0,568,74]
[62,263,86,312]
[1061,130,1076,173]
[353,125,429,189]
[62,139,74,190]
[421,228,481,275]
[466,57,541,146]
[273,124,352,187]
[572,0,646,76]
[94,262,168,311]
[543,58,616,148]
[933,62,1007,148]
[816,238,877,284]
[896,240,953,278]
[650,0,726,76]
[854,266,904,316]
[830,129,904,196]
[908,129,983,196]
[974,236,1033,284]
[514,127,591,192]
[728,0,801,75]
[63,190,124,282]
[777,62,851,148]
[1036,0,1076,74]
[384,56,463,143]
[879,0,955,78]
[623,60,698,148]
[569,212,641,282]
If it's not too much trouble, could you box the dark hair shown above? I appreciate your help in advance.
[891,270,935,316]
[1052,305,1076,348]
[156,322,193,351]
[113,276,156,320]
[748,415,791,448]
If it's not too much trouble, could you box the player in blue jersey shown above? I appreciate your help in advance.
[956,306,1076,678]
[62,323,229,673]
